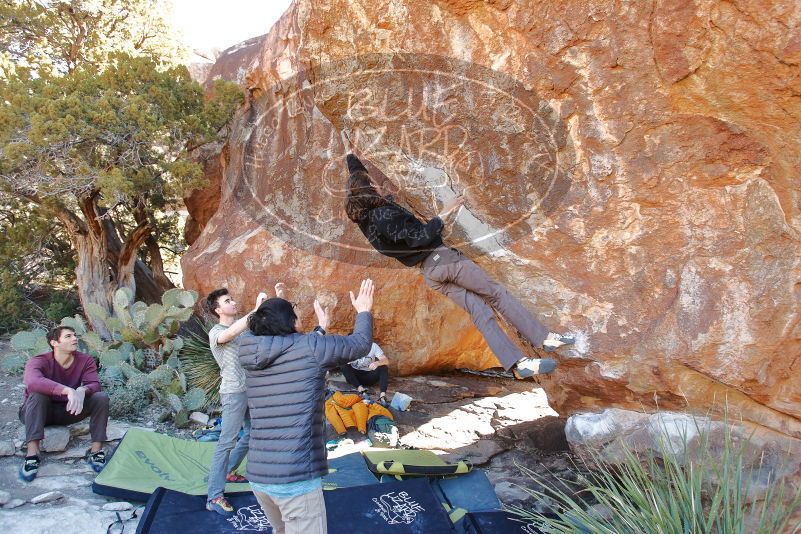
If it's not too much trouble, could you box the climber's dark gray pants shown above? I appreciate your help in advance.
[421,246,549,370]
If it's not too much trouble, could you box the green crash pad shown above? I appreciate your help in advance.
[92,428,249,501]
[362,449,472,477]
[93,429,380,502]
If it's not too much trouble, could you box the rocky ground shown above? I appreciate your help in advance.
[0,359,579,534]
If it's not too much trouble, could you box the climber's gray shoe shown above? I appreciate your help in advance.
[513,357,557,379]
[543,332,576,352]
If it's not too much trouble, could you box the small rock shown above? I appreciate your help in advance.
[0,440,16,456]
[483,386,504,396]
[453,439,505,465]
[4,499,25,509]
[51,442,93,460]
[14,439,23,449]
[30,491,64,504]
[493,481,531,504]
[531,496,557,514]
[0,489,10,505]
[189,412,210,426]
[102,502,133,511]
[40,426,71,452]
[106,421,130,441]
[1,397,8,403]
[69,422,90,437]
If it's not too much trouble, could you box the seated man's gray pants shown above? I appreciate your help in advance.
[19,391,110,444]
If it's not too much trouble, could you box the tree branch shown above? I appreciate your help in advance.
[116,218,151,281]
[132,201,173,291]
[77,190,104,238]
[12,189,87,237]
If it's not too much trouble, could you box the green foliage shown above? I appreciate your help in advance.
[1,327,49,372]
[511,418,801,534]
[92,289,206,421]
[0,26,242,320]
[0,54,243,204]
[106,378,151,419]
[42,292,81,323]
[86,288,197,361]
[0,1,235,425]
[0,269,30,333]
[0,198,78,333]
[0,0,186,78]
[183,387,207,412]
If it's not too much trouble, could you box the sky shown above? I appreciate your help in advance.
[169,0,293,53]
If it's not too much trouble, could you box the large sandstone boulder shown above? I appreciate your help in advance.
[182,0,801,440]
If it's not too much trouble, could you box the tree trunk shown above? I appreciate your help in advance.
[100,212,172,305]
[133,260,169,304]
[115,219,151,296]
[17,191,168,335]
[132,203,175,296]
[72,231,114,339]
[16,192,115,338]
[144,233,175,291]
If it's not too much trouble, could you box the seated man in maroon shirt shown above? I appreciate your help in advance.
[19,325,109,482]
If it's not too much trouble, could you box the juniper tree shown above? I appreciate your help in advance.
[0,1,242,336]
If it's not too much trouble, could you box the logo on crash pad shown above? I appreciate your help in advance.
[134,450,174,481]
[372,490,425,525]
[227,505,272,531]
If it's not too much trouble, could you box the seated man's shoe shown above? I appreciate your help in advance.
[542,332,576,352]
[377,394,389,407]
[86,449,106,473]
[207,495,235,516]
[19,455,40,482]
[225,472,248,483]
[513,357,557,379]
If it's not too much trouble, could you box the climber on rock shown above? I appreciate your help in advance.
[343,148,575,379]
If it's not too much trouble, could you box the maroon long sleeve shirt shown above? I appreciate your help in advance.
[23,351,102,403]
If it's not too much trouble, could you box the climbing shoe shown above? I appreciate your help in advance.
[19,455,40,482]
[543,332,576,352]
[226,472,248,483]
[207,496,235,516]
[513,357,557,379]
[86,449,106,473]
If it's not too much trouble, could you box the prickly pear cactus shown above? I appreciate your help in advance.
[3,288,203,423]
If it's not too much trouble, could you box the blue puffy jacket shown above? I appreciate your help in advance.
[237,312,373,485]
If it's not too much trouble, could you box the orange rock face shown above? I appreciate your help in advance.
[182,0,801,439]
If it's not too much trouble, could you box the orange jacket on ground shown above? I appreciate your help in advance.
[325,391,393,434]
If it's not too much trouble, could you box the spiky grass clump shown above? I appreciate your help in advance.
[510,417,801,534]
[178,321,221,407]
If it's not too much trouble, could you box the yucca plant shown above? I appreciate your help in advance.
[178,320,221,407]
[510,415,801,534]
